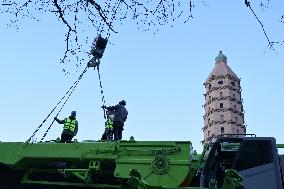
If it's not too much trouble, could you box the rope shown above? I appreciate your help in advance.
[26,66,88,143]
[40,66,88,142]
[97,65,106,120]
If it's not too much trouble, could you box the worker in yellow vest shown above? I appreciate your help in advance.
[54,111,78,143]
[102,100,128,141]
[101,110,114,141]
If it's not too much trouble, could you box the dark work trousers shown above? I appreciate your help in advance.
[113,121,124,141]
[105,128,113,140]
[101,128,113,141]
[61,133,73,143]
[101,132,107,140]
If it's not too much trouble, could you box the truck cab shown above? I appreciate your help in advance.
[200,136,284,189]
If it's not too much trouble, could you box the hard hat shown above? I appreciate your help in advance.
[71,111,76,116]
[119,100,126,106]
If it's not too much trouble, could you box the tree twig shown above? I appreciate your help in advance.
[87,0,118,33]
[53,0,75,32]
[245,0,277,54]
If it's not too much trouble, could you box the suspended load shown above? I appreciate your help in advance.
[88,34,108,69]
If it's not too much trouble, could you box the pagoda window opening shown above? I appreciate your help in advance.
[221,127,224,134]
[231,81,235,86]
[221,115,224,121]
[218,80,223,85]
[220,92,223,98]
[233,94,236,99]
[209,84,212,89]
[220,103,223,108]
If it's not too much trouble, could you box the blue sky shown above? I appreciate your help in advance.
[1,0,284,152]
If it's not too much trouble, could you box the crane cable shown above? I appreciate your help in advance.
[40,65,106,142]
[40,66,88,142]
[26,66,88,143]
[97,65,107,120]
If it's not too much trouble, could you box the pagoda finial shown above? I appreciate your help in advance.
[215,50,227,64]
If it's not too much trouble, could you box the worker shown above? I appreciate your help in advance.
[54,111,78,143]
[87,34,108,69]
[101,110,114,141]
[102,100,128,141]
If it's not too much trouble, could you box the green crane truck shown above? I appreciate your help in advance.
[0,136,283,189]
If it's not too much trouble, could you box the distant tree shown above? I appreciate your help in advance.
[1,0,283,69]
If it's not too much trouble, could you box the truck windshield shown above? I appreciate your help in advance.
[220,142,240,152]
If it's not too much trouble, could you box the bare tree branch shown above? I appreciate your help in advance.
[15,0,31,17]
[87,0,117,33]
[1,0,282,73]
[245,0,277,54]
[53,0,75,32]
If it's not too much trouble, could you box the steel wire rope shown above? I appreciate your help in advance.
[26,66,88,143]
[40,66,88,142]
[97,66,106,120]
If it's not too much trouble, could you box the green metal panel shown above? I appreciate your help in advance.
[115,141,191,187]
[0,141,117,169]
[0,140,196,189]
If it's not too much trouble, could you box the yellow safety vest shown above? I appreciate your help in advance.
[64,118,77,133]
[105,119,113,129]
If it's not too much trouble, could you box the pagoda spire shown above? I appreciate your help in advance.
[215,50,227,64]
